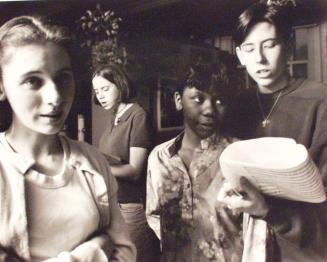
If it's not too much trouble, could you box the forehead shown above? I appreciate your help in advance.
[92,75,115,89]
[243,21,278,44]
[2,42,71,75]
[183,86,223,98]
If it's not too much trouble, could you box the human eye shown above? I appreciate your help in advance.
[215,99,222,105]
[193,95,204,104]
[102,86,110,92]
[22,76,43,89]
[241,44,254,53]
[263,39,278,49]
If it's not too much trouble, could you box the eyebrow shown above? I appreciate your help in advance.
[93,85,110,91]
[58,67,73,72]
[190,89,210,97]
[21,67,73,77]
[242,37,279,46]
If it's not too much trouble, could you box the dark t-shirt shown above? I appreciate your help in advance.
[225,78,327,261]
[226,78,327,176]
[99,103,151,203]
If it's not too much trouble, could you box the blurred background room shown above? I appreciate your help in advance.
[0,0,326,146]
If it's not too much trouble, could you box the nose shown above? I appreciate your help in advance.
[96,90,104,100]
[254,45,266,63]
[202,98,216,117]
[43,80,62,106]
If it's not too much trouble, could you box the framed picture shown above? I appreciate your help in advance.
[156,76,183,131]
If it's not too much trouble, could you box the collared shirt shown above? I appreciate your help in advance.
[0,133,136,262]
[99,103,150,203]
[147,132,243,262]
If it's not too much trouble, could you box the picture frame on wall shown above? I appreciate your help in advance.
[156,76,183,131]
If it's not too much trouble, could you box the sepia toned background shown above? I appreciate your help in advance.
[0,0,326,147]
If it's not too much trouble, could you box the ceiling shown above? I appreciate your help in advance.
[0,0,326,39]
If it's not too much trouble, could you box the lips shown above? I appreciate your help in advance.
[40,111,63,121]
[256,69,271,78]
[199,122,215,129]
[101,102,114,110]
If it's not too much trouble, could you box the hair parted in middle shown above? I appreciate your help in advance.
[0,15,78,131]
[0,15,78,81]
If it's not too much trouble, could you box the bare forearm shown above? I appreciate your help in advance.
[110,164,141,181]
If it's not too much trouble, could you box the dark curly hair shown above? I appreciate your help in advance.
[176,61,234,107]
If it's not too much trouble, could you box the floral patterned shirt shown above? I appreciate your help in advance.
[146,132,243,262]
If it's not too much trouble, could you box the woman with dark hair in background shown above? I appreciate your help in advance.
[92,63,160,262]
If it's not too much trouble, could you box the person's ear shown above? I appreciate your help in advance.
[174,91,183,111]
[236,46,245,66]
[0,84,6,101]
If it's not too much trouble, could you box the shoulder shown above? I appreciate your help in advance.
[148,137,177,162]
[130,103,146,116]
[62,137,119,200]
[65,136,102,157]
[126,104,148,124]
[62,136,108,171]
[301,79,327,90]
[290,78,327,100]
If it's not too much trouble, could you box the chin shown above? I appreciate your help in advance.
[197,129,215,139]
[41,129,62,136]
[255,79,275,89]
[36,124,64,136]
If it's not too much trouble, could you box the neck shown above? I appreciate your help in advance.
[182,127,202,151]
[258,73,289,94]
[5,125,62,161]
[116,102,128,115]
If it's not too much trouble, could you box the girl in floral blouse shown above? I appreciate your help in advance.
[146,62,243,262]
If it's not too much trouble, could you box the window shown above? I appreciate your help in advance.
[289,24,322,81]
[156,76,183,131]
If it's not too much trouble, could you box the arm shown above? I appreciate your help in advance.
[308,99,327,191]
[145,153,161,240]
[45,146,136,262]
[97,158,136,262]
[45,197,136,262]
[110,110,150,181]
[102,195,136,262]
[218,178,327,260]
[109,147,148,181]
[83,163,136,262]
[63,192,136,262]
